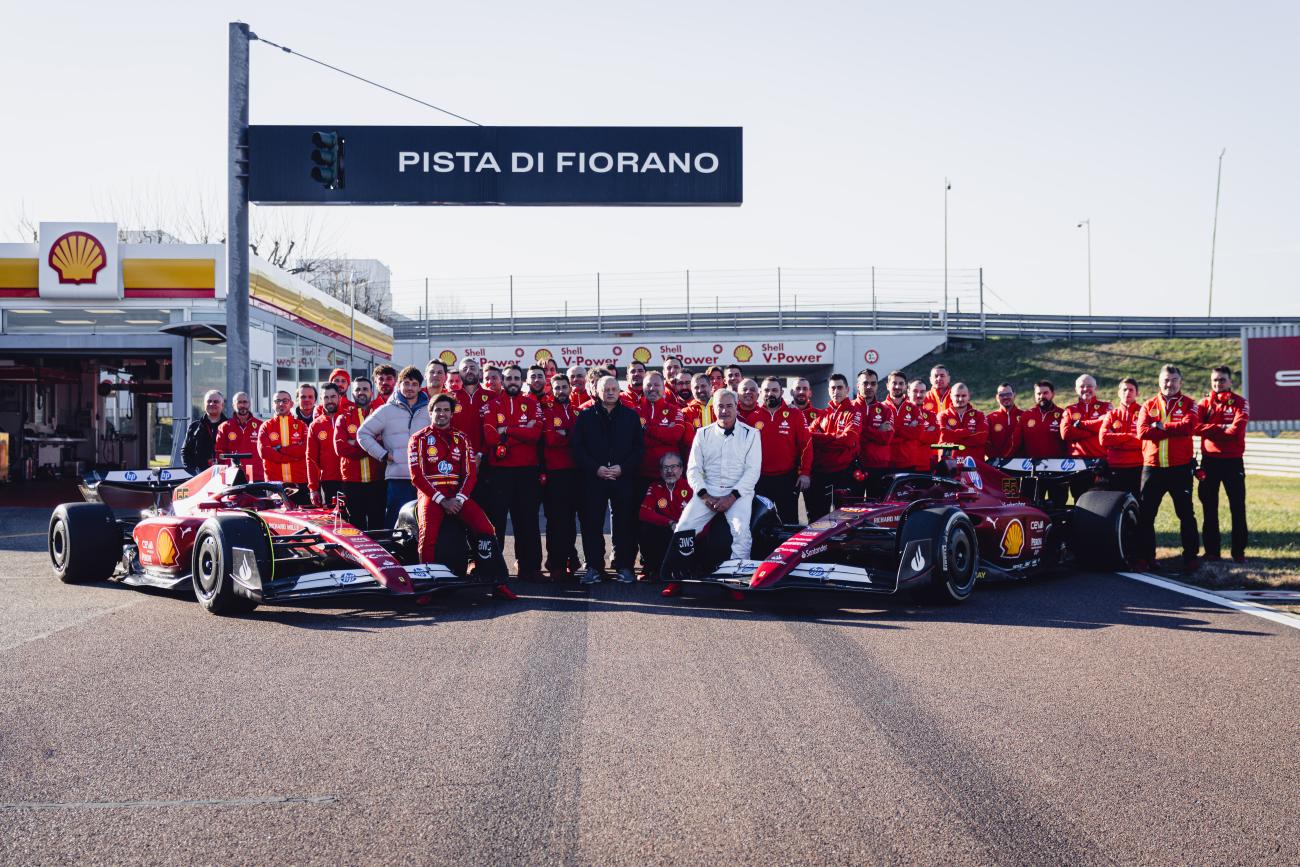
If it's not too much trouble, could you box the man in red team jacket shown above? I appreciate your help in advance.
[542,373,583,580]
[306,383,344,507]
[936,383,988,460]
[852,369,895,493]
[1197,365,1250,562]
[481,364,545,580]
[258,390,311,506]
[808,373,864,519]
[1010,380,1068,506]
[451,357,494,468]
[752,376,813,523]
[1098,378,1143,498]
[1060,374,1112,500]
[637,372,693,481]
[638,453,692,581]
[1136,365,1201,572]
[334,377,386,531]
[884,372,923,472]
[409,394,513,599]
[907,380,940,471]
[985,383,1022,461]
[216,391,262,482]
[791,377,821,428]
[922,364,953,416]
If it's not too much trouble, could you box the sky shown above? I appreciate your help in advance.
[3,0,1298,319]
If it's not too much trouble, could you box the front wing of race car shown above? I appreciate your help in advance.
[228,551,494,603]
[693,559,902,594]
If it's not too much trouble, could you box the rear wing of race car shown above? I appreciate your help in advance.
[987,457,1100,503]
[79,467,193,514]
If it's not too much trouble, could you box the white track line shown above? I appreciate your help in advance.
[1118,572,1300,632]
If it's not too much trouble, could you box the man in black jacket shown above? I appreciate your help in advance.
[571,375,645,585]
[182,390,227,473]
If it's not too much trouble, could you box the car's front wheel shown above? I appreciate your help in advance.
[904,507,979,605]
[192,516,265,615]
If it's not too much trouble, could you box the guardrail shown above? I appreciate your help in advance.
[1231,437,1300,478]
[392,309,1297,341]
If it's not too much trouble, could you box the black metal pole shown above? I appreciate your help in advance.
[226,22,251,400]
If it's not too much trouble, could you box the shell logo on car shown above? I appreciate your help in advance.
[156,529,179,567]
[733,345,753,363]
[48,231,107,285]
[1000,519,1025,558]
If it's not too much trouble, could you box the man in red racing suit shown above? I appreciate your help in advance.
[408,394,513,598]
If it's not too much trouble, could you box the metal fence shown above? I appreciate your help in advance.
[391,308,1298,341]
[1226,437,1300,478]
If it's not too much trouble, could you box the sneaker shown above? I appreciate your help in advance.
[492,583,519,600]
[615,568,636,584]
[580,568,603,586]
[661,582,683,598]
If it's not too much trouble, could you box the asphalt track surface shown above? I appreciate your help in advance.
[1,506,1297,865]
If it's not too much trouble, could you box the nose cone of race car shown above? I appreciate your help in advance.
[750,562,783,589]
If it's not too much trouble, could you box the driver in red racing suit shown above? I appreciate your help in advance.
[408,394,513,598]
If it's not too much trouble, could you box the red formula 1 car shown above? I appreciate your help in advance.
[47,457,502,615]
[678,446,1138,604]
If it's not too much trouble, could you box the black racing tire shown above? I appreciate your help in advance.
[49,503,122,584]
[905,507,979,605]
[1068,490,1138,570]
[192,515,265,615]
[395,500,419,565]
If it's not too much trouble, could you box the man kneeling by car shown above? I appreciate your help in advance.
[409,393,516,600]
[662,389,762,598]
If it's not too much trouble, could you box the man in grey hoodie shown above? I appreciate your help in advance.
[357,365,430,527]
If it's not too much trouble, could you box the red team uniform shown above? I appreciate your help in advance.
[985,406,1023,461]
[257,415,309,484]
[306,411,344,501]
[216,415,262,481]
[407,424,497,564]
[1011,403,1067,459]
[637,397,693,479]
[936,406,989,459]
[1061,397,1112,459]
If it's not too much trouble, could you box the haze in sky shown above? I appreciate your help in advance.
[3,0,1297,318]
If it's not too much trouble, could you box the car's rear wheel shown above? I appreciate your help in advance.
[906,507,979,605]
[49,503,121,584]
[1068,490,1138,569]
[395,500,419,565]
[192,516,265,615]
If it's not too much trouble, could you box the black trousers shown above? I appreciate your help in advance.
[1105,466,1142,499]
[483,465,543,572]
[806,467,858,520]
[342,480,387,531]
[1199,456,1248,558]
[543,468,581,573]
[287,485,314,508]
[638,523,672,579]
[318,479,344,508]
[580,478,640,571]
[1138,464,1199,560]
[756,471,799,525]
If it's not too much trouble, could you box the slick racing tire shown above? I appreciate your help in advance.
[192,515,266,615]
[49,503,122,584]
[1068,490,1138,570]
[905,507,979,605]
[395,500,419,565]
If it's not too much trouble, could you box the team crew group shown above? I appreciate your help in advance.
[181,353,1249,593]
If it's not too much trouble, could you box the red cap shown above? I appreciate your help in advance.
[329,368,351,385]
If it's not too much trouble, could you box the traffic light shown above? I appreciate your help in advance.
[310,131,345,190]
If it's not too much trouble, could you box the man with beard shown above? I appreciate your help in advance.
[327,368,353,415]
[334,377,386,530]
[736,378,762,425]
[526,364,553,409]
[183,390,227,473]
[572,375,645,585]
[1197,366,1250,563]
[638,453,692,582]
[883,371,923,474]
[935,383,989,460]
[542,373,583,580]
[451,357,493,466]
[307,382,344,507]
[751,376,812,522]
[409,394,515,600]
[621,359,648,407]
[216,391,262,481]
[636,371,693,484]
[294,384,317,426]
[1099,378,1143,499]
[986,383,1023,460]
[673,371,694,404]
[923,364,953,416]
[852,368,895,490]
[660,356,684,405]
[683,372,716,429]
[258,390,311,506]
[1009,380,1068,506]
[791,377,820,427]
[724,364,744,393]
[1136,365,1201,573]
[908,380,940,471]
[482,364,545,580]
[372,364,398,403]
[1061,374,1111,499]
[807,374,864,519]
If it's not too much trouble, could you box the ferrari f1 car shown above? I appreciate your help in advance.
[47,457,504,615]
[671,446,1138,604]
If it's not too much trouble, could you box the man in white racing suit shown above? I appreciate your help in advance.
[662,389,762,596]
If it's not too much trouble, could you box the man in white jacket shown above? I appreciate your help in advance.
[662,389,762,597]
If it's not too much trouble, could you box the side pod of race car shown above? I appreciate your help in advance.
[674,446,1138,605]
[47,458,505,615]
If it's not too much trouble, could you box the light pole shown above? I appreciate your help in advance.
[1076,218,1092,316]
[1208,147,1226,316]
[943,178,951,326]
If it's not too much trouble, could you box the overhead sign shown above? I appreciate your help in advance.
[420,339,831,372]
[248,126,742,206]
[38,222,119,299]
[1243,334,1300,422]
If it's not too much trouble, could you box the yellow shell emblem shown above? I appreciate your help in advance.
[1000,519,1025,558]
[439,349,457,366]
[48,231,107,285]
[733,344,753,363]
[632,346,652,363]
[156,529,179,567]
[535,348,553,363]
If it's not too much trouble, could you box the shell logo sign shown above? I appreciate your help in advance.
[535,348,553,364]
[733,344,753,363]
[632,346,652,363]
[438,349,457,366]
[156,529,179,567]
[38,222,120,299]
[48,232,107,285]
[999,519,1025,558]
